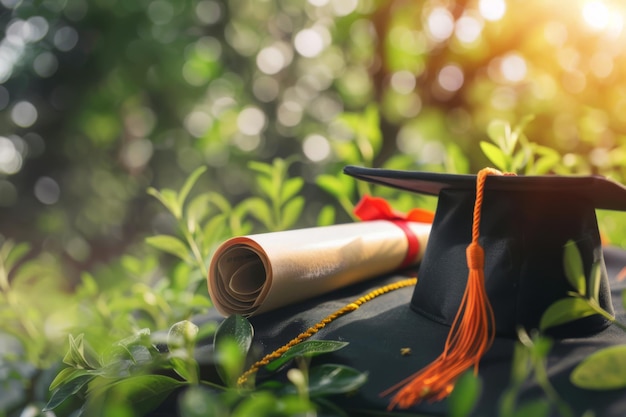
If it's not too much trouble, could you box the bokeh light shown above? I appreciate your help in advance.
[455,14,484,44]
[294,27,328,57]
[11,101,37,128]
[302,134,331,162]
[34,176,60,205]
[0,136,22,174]
[427,7,454,42]
[582,0,610,30]
[237,107,267,136]
[438,65,464,92]
[500,53,527,83]
[479,0,506,21]
[2,0,626,280]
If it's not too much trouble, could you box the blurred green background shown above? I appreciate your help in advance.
[4,0,626,415]
[3,0,626,275]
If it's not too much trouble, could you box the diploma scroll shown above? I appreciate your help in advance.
[208,220,431,317]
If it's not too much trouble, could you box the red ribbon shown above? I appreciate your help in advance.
[354,195,434,269]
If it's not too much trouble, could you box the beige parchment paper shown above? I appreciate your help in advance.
[208,220,431,317]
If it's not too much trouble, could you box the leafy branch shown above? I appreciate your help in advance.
[246,158,305,232]
[539,240,625,332]
[480,116,561,175]
[45,315,367,417]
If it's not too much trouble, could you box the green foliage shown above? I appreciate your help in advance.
[264,340,349,372]
[246,158,306,231]
[44,313,367,417]
[570,346,626,390]
[213,315,253,387]
[480,116,561,175]
[499,329,576,417]
[539,240,618,332]
[448,371,482,417]
[4,0,626,415]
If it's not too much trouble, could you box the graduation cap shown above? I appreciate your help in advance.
[243,166,626,416]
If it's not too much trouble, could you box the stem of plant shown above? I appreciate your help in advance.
[182,227,208,279]
[532,354,574,417]
[589,299,626,332]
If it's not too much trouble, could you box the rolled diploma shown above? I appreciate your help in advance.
[208,220,431,317]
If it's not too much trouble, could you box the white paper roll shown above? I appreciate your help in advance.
[208,220,431,317]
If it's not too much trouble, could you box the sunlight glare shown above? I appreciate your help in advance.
[501,54,527,83]
[302,134,331,162]
[438,65,464,92]
[582,0,610,30]
[455,14,483,44]
[478,0,506,22]
[427,7,454,41]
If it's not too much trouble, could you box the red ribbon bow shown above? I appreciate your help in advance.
[354,195,434,269]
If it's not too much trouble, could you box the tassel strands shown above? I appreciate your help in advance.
[384,168,511,409]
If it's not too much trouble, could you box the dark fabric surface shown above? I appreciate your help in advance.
[205,245,626,417]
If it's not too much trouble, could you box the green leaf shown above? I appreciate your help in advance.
[214,315,253,386]
[77,272,99,297]
[170,356,200,383]
[486,120,511,151]
[232,391,280,417]
[317,205,336,227]
[201,213,228,251]
[44,374,93,411]
[49,367,91,391]
[306,364,368,397]
[116,328,151,349]
[64,334,100,370]
[529,335,553,359]
[589,262,602,303]
[4,241,31,272]
[206,191,233,214]
[265,340,349,372]
[317,174,349,198]
[214,315,253,356]
[479,141,509,172]
[449,371,481,417]
[563,240,586,296]
[177,166,207,210]
[532,145,560,175]
[148,188,182,219]
[280,196,304,230]
[280,177,304,205]
[571,345,626,390]
[513,399,551,417]
[168,320,199,351]
[244,197,273,229]
[510,341,531,385]
[179,386,225,417]
[511,147,531,173]
[257,175,275,201]
[145,235,192,263]
[539,297,597,331]
[186,193,213,233]
[248,160,273,176]
[87,375,186,416]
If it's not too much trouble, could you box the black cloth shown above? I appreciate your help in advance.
[203,246,626,417]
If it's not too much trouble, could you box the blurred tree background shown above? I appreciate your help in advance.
[3,0,626,415]
[3,0,626,274]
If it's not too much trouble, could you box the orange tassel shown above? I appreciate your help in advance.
[383,168,510,409]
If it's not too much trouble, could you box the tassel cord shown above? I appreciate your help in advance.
[386,168,508,409]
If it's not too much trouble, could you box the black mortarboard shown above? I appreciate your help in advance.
[239,166,626,416]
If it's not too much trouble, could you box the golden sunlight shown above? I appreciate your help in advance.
[582,0,610,30]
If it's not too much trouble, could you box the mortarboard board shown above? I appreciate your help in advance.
[226,166,626,416]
